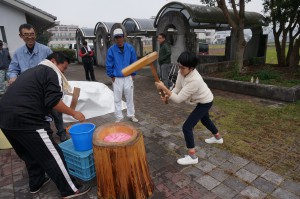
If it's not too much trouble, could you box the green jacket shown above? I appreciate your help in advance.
[158,41,171,65]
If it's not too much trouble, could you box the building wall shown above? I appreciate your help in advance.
[48,25,79,48]
[0,2,27,55]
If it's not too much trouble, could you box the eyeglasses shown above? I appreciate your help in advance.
[21,33,36,38]
[114,36,123,39]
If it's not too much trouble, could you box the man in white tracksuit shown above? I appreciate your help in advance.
[106,28,138,123]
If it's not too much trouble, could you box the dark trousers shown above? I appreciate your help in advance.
[160,63,173,88]
[51,109,65,134]
[2,127,80,197]
[182,102,218,149]
[83,62,96,81]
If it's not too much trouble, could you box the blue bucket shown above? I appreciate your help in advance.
[69,123,96,151]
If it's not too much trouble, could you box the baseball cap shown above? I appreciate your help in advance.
[113,28,124,37]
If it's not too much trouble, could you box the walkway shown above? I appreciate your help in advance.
[0,64,299,199]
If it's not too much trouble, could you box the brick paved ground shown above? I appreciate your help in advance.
[1,63,300,199]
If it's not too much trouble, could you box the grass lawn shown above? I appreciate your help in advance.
[196,96,300,182]
[207,44,300,87]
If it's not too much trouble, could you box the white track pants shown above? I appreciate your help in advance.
[113,76,135,119]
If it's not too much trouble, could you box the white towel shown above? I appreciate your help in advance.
[39,59,72,94]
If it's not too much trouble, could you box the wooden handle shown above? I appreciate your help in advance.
[70,87,80,110]
[149,63,168,104]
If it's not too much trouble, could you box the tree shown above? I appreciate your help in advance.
[36,30,53,46]
[263,0,300,70]
[201,0,250,73]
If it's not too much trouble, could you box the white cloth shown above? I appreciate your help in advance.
[113,76,135,119]
[62,81,126,122]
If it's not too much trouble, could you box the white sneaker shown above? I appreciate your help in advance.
[130,116,138,122]
[177,155,198,165]
[115,117,123,123]
[205,137,223,144]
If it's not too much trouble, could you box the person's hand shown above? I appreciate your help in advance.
[8,77,17,85]
[155,81,165,90]
[73,111,85,122]
[160,94,169,103]
[131,75,134,80]
[112,77,115,82]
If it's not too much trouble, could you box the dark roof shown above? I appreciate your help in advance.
[76,28,95,39]
[122,18,156,35]
[94,22,116,35]
[154,1,268,30]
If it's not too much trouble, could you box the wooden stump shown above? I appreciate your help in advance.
[93,123,154,199]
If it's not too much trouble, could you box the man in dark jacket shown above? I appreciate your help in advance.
[0,40,11,94]
[158,33,173,89]
[0,52,91,198]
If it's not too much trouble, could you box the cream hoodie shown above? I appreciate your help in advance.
[169,69,213,105]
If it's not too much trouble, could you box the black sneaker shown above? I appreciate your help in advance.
[57,130,68,142]
[60,131,68,142]
[30,176,51,194]
[63,184,91,198]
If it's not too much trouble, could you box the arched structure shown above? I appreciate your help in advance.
[75,28,95,63]
[94,22,116,66]
[154,1,268,64]
[122,18,157,58]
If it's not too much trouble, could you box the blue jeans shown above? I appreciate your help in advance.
[182,102,218,149]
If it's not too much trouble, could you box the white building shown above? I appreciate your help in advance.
[48,24,79,48]
[0,0,56,55]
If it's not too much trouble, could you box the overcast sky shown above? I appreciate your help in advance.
[24,0,265,28]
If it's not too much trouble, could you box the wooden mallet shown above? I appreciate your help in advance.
[121,51,168,104]
[65,87,81,110]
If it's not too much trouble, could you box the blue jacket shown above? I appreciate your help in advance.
[106,43,137,78]
[7,42,52,79]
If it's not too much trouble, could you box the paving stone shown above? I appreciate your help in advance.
[195,160,216,173]
[171,172,191,188]
[219,161,242,174]
[0,152,11,166]
[167,187,194,199]
[229,155,250,168]
[156,179,180,197]
[212,184,238,199]
[86,185,98,199]
[157,130,172,138]
[240,186,267,199]
[235,168,257,183]
[196,149,208,159]
[217,150,233,160]
[0,184,14,199]
[1,163,12,177]
[280,179,300,196]
[244,161,267,176]
[0,175,13,187]
[209,168,230,182]
[252,177,277,194]
[182,166,205,180]
[150,189,167,199]
[195,175,220,190]
[208,155,227,166]
[271,188,299,199]
[261,170,284,185]
[223,176,248,192]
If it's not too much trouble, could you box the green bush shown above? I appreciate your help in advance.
[51,48,76,62]
[255,68,280,80]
